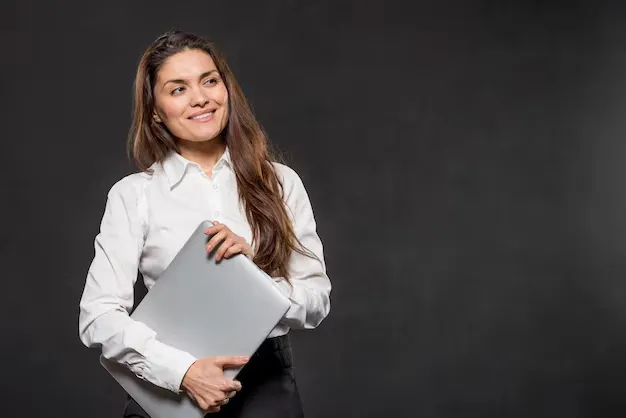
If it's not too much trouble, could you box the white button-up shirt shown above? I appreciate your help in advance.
[78,149,331,393]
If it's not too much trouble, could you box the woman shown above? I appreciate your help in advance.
[78,30,331,417]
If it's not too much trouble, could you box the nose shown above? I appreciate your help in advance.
[189,86,210,107]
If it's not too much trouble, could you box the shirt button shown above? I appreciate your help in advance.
[212,183,219,190]
[213,210,220,217]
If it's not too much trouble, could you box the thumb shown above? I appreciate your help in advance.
[213,355,250,368]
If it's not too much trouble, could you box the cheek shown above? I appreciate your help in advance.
[219,90,229,121]
[156,97,186,122]
[217,86,228,106]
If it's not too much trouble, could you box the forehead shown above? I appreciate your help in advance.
[156,49,217,81]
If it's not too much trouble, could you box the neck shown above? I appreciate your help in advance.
[177,136,227,175]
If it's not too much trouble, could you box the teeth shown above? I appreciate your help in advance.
[191,112,213,120]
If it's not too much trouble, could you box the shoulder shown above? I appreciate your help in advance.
[271,162,314,210]
[272,162,305,194]
[107,170,153,201]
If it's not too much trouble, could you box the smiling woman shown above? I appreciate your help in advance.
[78,30,331,418]
[152,52,229,148]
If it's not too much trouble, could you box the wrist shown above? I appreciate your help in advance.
[180,360,198,391]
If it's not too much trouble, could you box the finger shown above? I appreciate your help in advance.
[204,222,225,236]
[215,238,235,262]
[217,379,242,392]
[204,223,222,235]
[222,378,244,392]
[195,397,209,411]
[202,395,224,411]
[213,355,250,368]
[205,406,221,413]
[223,243,243,259]
[186,391,199,404]
[206,230,227,253]
[187,390,208,409]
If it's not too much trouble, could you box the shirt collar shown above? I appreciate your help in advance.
[162,147,232,189]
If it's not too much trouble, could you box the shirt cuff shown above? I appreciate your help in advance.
[143,339,198,393]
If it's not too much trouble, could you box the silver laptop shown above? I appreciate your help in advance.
[100,220,290,418]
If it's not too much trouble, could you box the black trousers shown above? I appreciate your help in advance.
[123,335,304,418]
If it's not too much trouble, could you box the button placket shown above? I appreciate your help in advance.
[209,178,222,220]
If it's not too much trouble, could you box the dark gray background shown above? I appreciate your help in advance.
[4,1,626,417]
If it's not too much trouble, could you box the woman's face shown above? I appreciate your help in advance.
[153,49,229,144]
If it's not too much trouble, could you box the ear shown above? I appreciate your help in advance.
[153,111,162,123]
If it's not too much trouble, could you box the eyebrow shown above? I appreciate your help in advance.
[162,70,219,88]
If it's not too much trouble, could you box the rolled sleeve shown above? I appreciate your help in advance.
[78,176,196,393]
[273,166,332,329]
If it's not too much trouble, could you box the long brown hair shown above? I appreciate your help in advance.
[129,30,311,279]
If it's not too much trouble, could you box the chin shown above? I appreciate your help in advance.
[186,133,223,143]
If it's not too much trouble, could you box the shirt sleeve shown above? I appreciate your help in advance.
[272,168,332,329]
[78,177,197,393]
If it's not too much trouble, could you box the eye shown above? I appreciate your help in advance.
[203,77,219,86]
[171,86,185,95]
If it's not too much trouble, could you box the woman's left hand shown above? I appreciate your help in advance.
[204,221,254,262]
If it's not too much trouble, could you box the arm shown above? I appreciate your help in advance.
[272,170,332,329]
[78,178,196,393]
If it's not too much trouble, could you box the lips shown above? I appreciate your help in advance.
[189,111,214,120]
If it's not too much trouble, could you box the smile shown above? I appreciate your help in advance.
[189,111,214,122]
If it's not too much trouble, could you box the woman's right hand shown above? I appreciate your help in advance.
[181,356,249,413]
